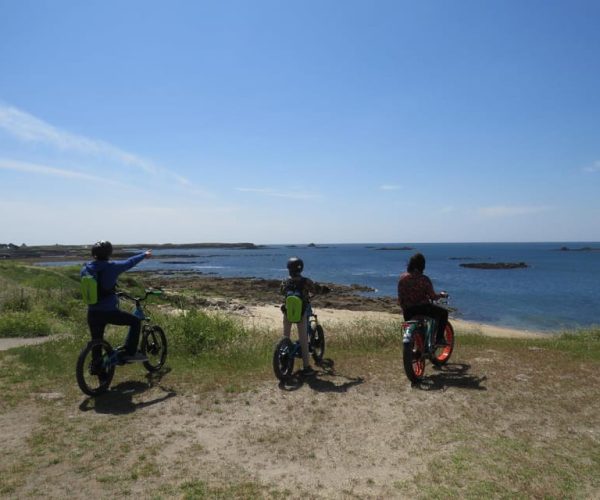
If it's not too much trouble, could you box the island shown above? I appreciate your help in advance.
[460,262,528,270]
[556,246,600,252]
[374,246,414,251]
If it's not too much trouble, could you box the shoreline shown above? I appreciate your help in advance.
[144,272,548,339]
[235,304,546,339]
[2,261,553,341]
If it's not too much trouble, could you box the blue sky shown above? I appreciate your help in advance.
[1,0,599,244]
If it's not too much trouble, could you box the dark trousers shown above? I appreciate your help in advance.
[403,303,448,341]
[88,309,141,356]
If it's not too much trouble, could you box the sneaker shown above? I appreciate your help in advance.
[436,338,449,347]
[300,367,315,376]
[120,351,148,363]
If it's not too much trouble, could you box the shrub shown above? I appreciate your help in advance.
[44,297,85,322]
[164,310,251,354]
[0,311,53,338]
[1,289,32,312]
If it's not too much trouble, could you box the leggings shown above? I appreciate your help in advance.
[87,309,141,356]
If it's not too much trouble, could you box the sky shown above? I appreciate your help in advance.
[1,0,599,245]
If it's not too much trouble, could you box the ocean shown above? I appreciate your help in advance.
[56,242,600,333]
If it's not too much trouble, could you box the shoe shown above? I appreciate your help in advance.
[436,338,449,346]
[120,351,148,363]
[300,367,315,376]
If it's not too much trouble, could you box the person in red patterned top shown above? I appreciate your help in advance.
[397,253,449,345]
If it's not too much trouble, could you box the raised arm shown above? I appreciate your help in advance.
[111,251,150,274]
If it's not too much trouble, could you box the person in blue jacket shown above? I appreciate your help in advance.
[81,240,152,364]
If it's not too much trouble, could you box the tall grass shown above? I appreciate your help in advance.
[161,310,254,354]
[0,311,53,337]
[326,318,404,351]
[0,262,104,337]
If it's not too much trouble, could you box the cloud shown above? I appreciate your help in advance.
[379,184,402,191]
[478,205,552,217]
[0,158,123,186]
[235,187,320,200]
[583,160,600,173]
[0,103,192,186]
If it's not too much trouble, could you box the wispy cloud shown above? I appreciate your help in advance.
[0,103,192,186]
[478,205,552,217]
[0,158,123,186]
[379,184,402,191]
[235,187,320,200]
[583,160,600,173]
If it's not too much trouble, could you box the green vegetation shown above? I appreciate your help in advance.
[0,262,85,337]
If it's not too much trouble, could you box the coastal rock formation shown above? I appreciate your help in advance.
[460,262,528,269]
[374,246,414,251]
[557,246,600,252]
[144,273,399,313]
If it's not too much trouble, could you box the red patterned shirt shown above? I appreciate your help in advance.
[397,271,435,310]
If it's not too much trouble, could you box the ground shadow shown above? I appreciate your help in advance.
[278,358,365,393]
[79,367,177,415]
[413,363,487,391]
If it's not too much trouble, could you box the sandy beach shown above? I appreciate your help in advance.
[230,304,545,339]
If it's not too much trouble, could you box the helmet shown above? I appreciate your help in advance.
[286,257,304,276]
[91,240,113,261]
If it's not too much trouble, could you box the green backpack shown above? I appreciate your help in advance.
[285,293,304,323]
[80,266,104,305]
[284,277,306,323]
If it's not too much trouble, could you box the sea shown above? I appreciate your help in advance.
[51,242,600,334]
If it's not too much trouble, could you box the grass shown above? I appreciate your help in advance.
[0,262,87,338]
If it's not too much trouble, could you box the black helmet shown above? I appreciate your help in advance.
[287,256,304,276]
[92,240,113,261]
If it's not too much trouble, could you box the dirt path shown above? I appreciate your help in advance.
[4,339,598,498]
[1,307,594,498]
[110,347,600,498]
[0,336,52,351]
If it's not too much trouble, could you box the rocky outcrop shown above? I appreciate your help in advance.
[374,246,414,251]
[557,246,600,252]
[460,262,528,269]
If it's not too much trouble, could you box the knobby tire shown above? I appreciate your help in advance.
[403,330,426,383]
[431,322,455,367]
[141,325,168,372]
[76,339,116,396]
[311,325,325,363]
[273,337,295,381]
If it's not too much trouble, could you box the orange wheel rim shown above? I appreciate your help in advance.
[435,324,454,362]
[413,333,425,376]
